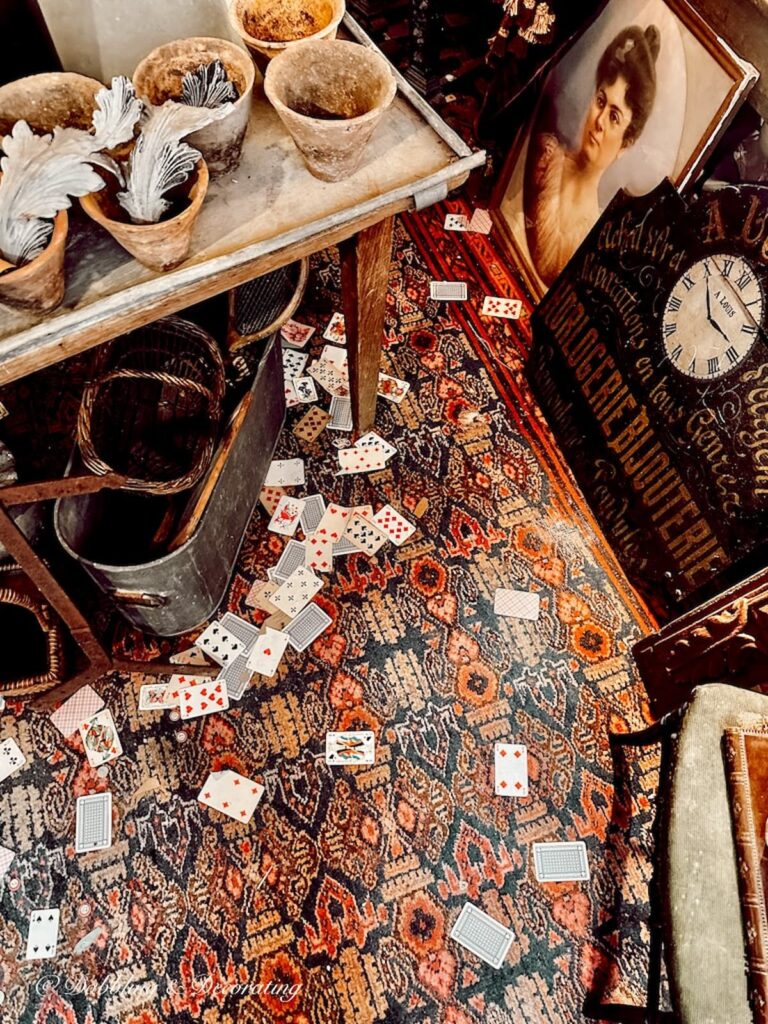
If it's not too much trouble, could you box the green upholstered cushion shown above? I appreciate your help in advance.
[666,683,766,1024]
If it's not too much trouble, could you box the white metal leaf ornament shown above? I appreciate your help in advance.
[180,61,238,109]
[117,101,231,224]
[91,76,143,150]
[0,120,105,265]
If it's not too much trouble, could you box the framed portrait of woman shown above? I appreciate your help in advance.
[491,0,758,299]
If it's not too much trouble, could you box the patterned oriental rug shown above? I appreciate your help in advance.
[0,201,661,1023]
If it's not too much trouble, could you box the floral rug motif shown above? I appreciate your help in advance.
[0,202,658,1023]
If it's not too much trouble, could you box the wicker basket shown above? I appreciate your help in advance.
[0,585,64,698]
[227,258,309,353]
[77,317,226,495]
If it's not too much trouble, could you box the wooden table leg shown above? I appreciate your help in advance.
[340,217,394,435]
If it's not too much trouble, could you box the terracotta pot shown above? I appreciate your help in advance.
[0,210,68,312]
[263,39,396,182]
[133,37,255,176]
[80,160,209,272]
[229,0,344,71]
[0,72,103,138]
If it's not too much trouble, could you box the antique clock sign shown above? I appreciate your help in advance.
[530,182,768,612]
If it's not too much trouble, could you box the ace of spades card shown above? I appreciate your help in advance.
[79,709,122,768]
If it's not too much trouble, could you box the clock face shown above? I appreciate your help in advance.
[661,252,763,380]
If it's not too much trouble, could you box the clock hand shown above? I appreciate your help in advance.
[705,279,731,343]
[710,256,762,334]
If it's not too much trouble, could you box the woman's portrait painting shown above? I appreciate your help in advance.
[495,0,756,296]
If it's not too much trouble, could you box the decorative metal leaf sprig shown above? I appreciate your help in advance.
[116,99,231,224]
[0,121,106,265]
[180,60,239,109]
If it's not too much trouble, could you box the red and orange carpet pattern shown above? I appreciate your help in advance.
[1,203,660,1023]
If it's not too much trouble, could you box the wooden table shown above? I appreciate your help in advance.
[0,16,485,698]
[0,16,484,432]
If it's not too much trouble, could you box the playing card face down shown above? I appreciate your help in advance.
[0,844,14,880]
[49,685,104,738]
[494,589,540,621]
[326,731,375,765]
[532,841,589,882]
[75,792,113,853]
[283,603,332,652]
[179,678,229,720]
[469,208,492,234]
[450,903,514,969]
[198,769,264,823]
[300,494,326,536]
[26,909,60,960]
[327,396,353,432]
[494,743,528,796]
[0,737,27,782]
[273,540,307,582]
[79,709,122,768]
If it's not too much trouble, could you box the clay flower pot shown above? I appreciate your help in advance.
[0,210,68,312]
[133,37,255,177]
[264,38,396,182]
[80,160,209,272]
[229,0,344,71]
[0,72,103,138]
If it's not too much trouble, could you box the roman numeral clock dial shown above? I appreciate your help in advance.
[661,253,763,379]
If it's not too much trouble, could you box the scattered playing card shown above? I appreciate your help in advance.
[533,841,590,882]
[179,678,230,720]
[283,603,332,651]
[372,505,416,546]
[247,628,290,676]
[323,311,346,344]
[280,319,315,349]
[356,431,397,462]
[482,296,523,320]
[216,654,253,702]
[494,589,540,621]
[332,536,358,557]
[284,379,301,408]
[49,685,104,738]
[72,927,104,956]
[0,844,14,881]
[338,444,389,474]
[271,565,323,617]
[0,737,27,782]
[377,373,410,403]
[79,709,122,768]
[345,513,388,555]
[313,503,353,545]
[26,909,60,960]
[75,792,112,853]
[293,406,331,443]
[292,376,318,403]
[450,903,514,969]
[264,458,305,487]
[170,646,212,666]
[429,281,468,301]
[162,673,213,707]
[139,683,178,711]
[195,621,243,666]
[308,359,349,398]
[305,530,334,573]
[325,730,375,765]
[281,349,308,380]
[219,612,262,648]
[444,212,469,231]
[300,494,326,536]
[259,485,287,517]
[494,743,528,797]
[198,769,265,823]
[328,395,353,431]
[268,496,306,537]
[246,580,281,614]
[273,540,307,582]
[320,344,348,368]
[468,208,492,234]
[262,610,293,632]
